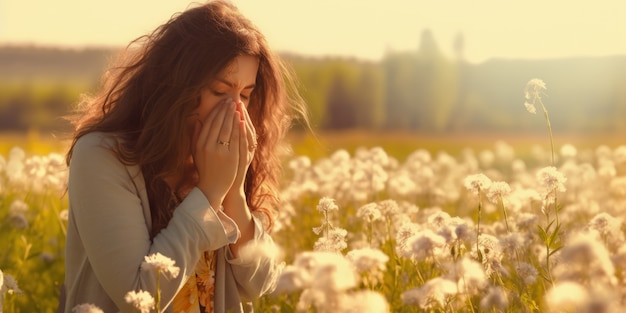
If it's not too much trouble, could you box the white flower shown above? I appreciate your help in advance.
[313,227,348,252]
[560,144,577,158]
[447,257,488,292]
[356,202,382,223]
[292,251,358,292]
[274,265,311,294]
[402,277,458,309]
[59,209,69,222]
[340,290,390,313]
[316,197,338,213]
[464,173,492,195]
[346,248,389,273]
[9,199,28,214]
[536,166,567,194]
[0,272,22,295]
[524,78,547,100]
[480,286,509,311]
[71,303,105,313]
[515,262,538,285]
[141,252,180,280]
[524,101,537,114]
[544,282,589,312]
[486,181,511,203]
[407,229,446,261]
[124,290,155,313]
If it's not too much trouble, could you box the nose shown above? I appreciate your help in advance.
[226,92,241,104]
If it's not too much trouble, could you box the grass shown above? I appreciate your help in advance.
[286,129,626,161]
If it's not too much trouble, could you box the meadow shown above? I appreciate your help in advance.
[1,128,626,312]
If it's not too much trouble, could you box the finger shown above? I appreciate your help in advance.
[231,110,243,154]
[239,102,257,151]
[197,99,228,150]
[208,99,236,146]
[237,111,247,164]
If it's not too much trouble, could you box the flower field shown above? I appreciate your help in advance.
[2,136,626,312]
[0,79,624,312]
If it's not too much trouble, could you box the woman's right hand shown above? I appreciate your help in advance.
[193,98,243,209]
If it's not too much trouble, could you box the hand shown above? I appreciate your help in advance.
[225,101,257,200]
[193,98,243,208]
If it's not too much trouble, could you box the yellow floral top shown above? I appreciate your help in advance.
[173,250,217,313]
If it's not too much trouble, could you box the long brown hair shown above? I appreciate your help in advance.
[66,0,306,237]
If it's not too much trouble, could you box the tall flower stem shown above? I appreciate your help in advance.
[537,98,555,167]
[155,270,162,313]
[476,190,483,262]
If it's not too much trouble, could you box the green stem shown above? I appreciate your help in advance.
[476,190,482,262]
[539,99,555,166]
[155,270,161,313]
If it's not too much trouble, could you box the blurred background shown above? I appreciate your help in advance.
[1,0,625,155]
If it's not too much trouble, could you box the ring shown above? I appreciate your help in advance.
[217,140,230,146]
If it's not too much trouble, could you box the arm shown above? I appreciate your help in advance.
[68,133,238,311]
[225,214,280,300]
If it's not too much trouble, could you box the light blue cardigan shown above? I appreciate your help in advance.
[63,132,278,313]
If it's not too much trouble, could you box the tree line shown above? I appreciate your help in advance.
[2,37,626,134]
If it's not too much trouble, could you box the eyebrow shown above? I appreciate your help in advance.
[216,78,256,90]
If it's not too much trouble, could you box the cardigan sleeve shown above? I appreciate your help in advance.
[224,215,280,300]
[68,132,239,312]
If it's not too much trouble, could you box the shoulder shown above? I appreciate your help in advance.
[73,132,119,154]
[70,132,125,170]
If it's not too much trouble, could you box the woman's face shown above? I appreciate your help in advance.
[196,54,260,122]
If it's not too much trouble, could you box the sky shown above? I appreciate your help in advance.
[1,0,625,63]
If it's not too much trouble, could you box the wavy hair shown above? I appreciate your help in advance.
[66,0,306,237]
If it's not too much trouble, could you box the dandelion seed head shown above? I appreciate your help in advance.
[301,253,357,292]
[515,262,538,285]
[426,210,451,229]
[536,166,567,193]
[340,290,390,313]
[560,144,578,158]
[402,277,457,309]
[9,199,28,214]
[7,212,28,229]
[586,212,623,242]
[377,199,400,218]
[464,173,492,195]
[356,202,382,223]
[346,247,389,273]
[480,286,509,312]
[557,232,615,282]
[524,101,537,114]
[408,230,446,261]
[274,265,311,293]
[447,257,488,292]
[486,181,511,203]
[545,282,589,312]
[524,78,547,100]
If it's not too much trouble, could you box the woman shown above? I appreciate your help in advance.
[62,1,306,312]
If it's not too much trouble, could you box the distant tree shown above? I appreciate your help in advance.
[325,72,357,129]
